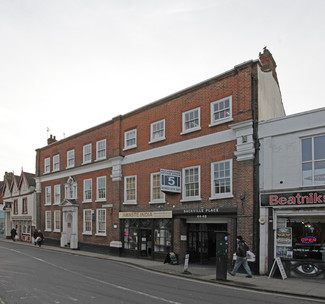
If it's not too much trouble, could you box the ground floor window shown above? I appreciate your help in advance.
[276,216,325,261]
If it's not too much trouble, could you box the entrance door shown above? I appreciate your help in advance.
[139,229,152,257]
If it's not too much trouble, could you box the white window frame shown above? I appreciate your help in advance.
[45,210,51,231]
[44,157,50,174]
[96,208,106,236]
[210,159,233,199]
[54,184,61,205]
[83,209,92,235]
[124,175,137,205]
[150,172,165,204]
[181,107,201,135]
[83,179,92,203]
[83,144,92,164]
[181,166,201,202]
[96,176,106,202]
[96,139,106,161]
[67,150,75,168]
[45,186,51,205]
[210,96,233,127]
[124,129,137,150]
[54,210,61,232]
[64,178,77,200]
[302,135,325,186]
[53,154,60,171]
[150,119,165,143]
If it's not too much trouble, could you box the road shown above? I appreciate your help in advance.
[0,241,323,304]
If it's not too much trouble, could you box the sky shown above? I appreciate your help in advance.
[1,0,324,177]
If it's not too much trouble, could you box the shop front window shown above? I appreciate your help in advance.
[276,217,325,261]
[124,219,138,250]
[154,219,172,253]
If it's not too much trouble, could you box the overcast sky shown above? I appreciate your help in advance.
[1,0,324,177]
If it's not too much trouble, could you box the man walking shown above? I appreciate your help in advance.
[229,236,252,278]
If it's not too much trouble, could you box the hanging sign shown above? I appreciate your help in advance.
[160,169,181,193]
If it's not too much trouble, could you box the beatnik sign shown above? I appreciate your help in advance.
[261,191,325,207]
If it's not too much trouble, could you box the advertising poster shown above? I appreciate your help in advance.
[276,227,292,247]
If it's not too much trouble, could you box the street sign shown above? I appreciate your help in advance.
[160,169,181,193]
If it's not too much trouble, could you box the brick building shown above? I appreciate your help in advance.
[35,48,285,269]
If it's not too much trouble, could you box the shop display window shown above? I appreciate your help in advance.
[276,217,325,261]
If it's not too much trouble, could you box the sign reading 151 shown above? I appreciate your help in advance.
[160,169,181,193]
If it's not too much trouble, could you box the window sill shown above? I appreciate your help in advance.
[180,127,201,136]
[44,203,51,206]
[95,157,106,162]
[123,201,138,205]
[82,161,92,165]
[123,145,137,151]
[53,229,61,233]
[209,194,234,200]
[209,118,233,128]
[83,232,92,235]
[95,199,107,203]
[149,137,166,144]
[180,198,202,203]
[95,233,107,237]
[82,200,93,204]
[149,200,166,204]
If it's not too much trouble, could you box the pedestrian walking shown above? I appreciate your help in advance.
[35,230,44,247]
[33,228,39,245]
[10,228,17,242]
[229,236,253,278]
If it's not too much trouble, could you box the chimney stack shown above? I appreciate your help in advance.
[259,47,278,84]
[47,134,57,145]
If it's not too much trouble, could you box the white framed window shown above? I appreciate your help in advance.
[181,107,201,134]
[96,139,106,160]
[45,186,51,205]
[45,210,51,231]
[210,159,233,199]
[182,166,201,201]
[83,144,92,164]
[67,150,75,168]
[64,177,77,199]
[124,129,137,150]
[44,157,50,173]
[96,176,106,201]
[53,154,60,171]
[54,185,61,205]
[150,119,165,143]
[83,209,92,235]
[302,135,325,186]
[54,210,61,232]
[150,172,165,204]
[83,179,92,202]
[124,176,137,204]
[210,96,232,126]
[96,208,106,235]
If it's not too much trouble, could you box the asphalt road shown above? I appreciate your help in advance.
[0,242,323,304]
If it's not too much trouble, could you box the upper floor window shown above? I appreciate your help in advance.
[54,185,61,205]
[96,208,106,235]
[182,107,201,134]
[124,176,137,204]
[53,154,60,171]
[210,96,232,126]
[96,176,106,201]
[22,197,28,214]
[96,139,106,160]
[67,150,75,168]
[150,119,165,143]
[124,129,137,150]
[65,176,77,199]
[150,172,165,204]
[83,144,92,164]
[83,209,92,234]
[182,166,200,201]
[210,159,233,199]
[13,199,18,214]
[44,157,50,173]
[83,179,92,202]
[302,135,325,186]
[45,186,51,205]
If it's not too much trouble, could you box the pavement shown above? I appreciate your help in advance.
[2,239,325,302]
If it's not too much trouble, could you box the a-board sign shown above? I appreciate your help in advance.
[164,252,178,265]
[160,169,181,193]
[268,257,287,280]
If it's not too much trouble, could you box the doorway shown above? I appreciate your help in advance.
[140,229,152,257]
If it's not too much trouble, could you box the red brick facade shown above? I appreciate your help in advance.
[35,48,283,269]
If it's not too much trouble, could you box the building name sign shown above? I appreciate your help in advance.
[261,191,325,207]
[119,211,173,219]
[160,169,181,193]
[173,207,237,215]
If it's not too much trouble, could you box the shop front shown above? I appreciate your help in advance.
[261,190,325,279]
[119,211,173,260]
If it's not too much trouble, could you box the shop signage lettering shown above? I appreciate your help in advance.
[119,211,172,219]
[172,207,237,215]
[261,191,325,207]
[301,236,317,244]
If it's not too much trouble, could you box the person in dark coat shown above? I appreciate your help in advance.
[33,229,39,245]
[228,236,252,278]
[35,230,44,247]
[10,228,17,242]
